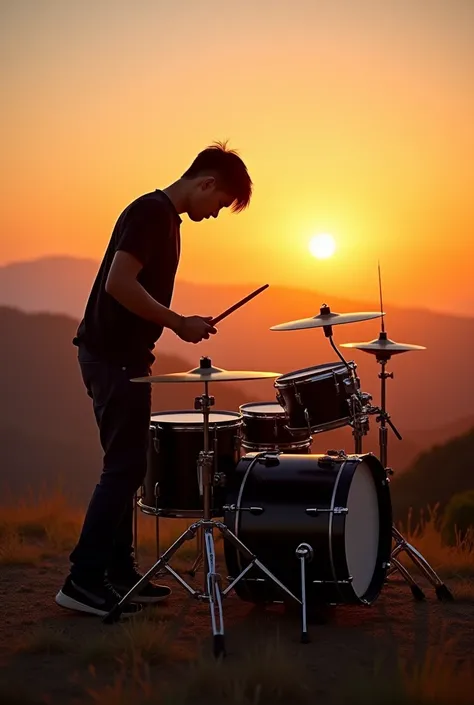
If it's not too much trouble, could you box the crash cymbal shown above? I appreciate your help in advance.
[131,356,281,383]
[270,304,384,332]
[340,331,426,357]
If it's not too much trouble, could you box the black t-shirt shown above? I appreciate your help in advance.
[74,190,181,365]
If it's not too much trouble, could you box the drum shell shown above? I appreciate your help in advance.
[143,410,241,516]
[239,401,311,446]
[274,362,359,432]
[223,452,392,606]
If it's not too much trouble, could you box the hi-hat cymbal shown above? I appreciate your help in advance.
[340,332,426,357]
[131,356,281,383]
[270,304,384,332]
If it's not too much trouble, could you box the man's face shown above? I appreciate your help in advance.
[187,177,233,222]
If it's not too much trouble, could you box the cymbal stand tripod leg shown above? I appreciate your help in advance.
[390,526,453,601]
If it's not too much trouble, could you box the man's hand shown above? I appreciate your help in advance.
[176,316,217,344]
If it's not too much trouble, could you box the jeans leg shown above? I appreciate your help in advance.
[69,359,151,585]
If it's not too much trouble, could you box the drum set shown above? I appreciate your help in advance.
[104,291,453,658]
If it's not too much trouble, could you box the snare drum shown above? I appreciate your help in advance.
[239,402,312,454]
[274,361,360,433]
[140,410,241,518]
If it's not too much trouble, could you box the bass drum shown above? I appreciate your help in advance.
[223,452,392,606]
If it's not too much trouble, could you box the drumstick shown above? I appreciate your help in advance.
[210,284,269,326]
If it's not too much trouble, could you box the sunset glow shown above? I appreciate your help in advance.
[1,1,473,315]
[308,234,337,259]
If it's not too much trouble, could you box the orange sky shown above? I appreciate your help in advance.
[1,0,473,315]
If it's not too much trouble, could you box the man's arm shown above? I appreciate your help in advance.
[105,250,183,332]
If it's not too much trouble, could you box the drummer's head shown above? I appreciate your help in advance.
[179,141,253,223]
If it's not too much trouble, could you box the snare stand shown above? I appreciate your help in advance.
[103,359,302,657]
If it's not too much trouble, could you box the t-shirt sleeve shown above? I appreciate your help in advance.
[116,199,169,266]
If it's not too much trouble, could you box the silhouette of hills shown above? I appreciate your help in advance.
[390,426,474,524]
[0,306,255,503]
[1,255,474,482]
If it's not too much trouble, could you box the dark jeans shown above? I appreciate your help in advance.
[69,346,152,585]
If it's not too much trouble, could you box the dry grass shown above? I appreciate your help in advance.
[83,636,474,705]
[0,530,45,565]
[0,489,82,552]
[0,488,210,570]
[80,610,182,670]
[15,625,74,655]
[403,646,474,705]
[168,636,312,705]
[85,636,312,705]
[344,634,474,705]
[86,660,155,705]
[397,506,474,579]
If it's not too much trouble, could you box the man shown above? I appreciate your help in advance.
[55,141,253,617]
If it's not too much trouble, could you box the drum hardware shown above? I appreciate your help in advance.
[105,358,302,659]
[295,543,314,643]
[305,506,348,516]
[339,263,453,602]
[348,391,372,454]
[324,448,348,460]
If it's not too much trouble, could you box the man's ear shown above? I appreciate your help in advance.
[200,176,216,191]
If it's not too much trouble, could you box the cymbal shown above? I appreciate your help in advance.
[270,304,384,332]
[340,332,426,356]
[131,356,281,383]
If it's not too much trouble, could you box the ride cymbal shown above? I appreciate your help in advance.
[270,304,384,331]
[340,332,426,356]
[131,356,281,383]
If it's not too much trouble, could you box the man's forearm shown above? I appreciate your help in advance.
[106,278,182,331]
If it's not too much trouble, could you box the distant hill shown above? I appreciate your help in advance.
[2,256,474,433]
[0,306,255,503]
[390,427,474,525]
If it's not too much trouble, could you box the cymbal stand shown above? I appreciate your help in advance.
[322,315,372,454]
[369,350,453,602]
[103,364,302,657]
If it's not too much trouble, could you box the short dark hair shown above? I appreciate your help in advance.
[181,140,253,213]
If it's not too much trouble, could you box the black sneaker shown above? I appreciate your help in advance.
[108,568,171,604]
[55,575,143,617]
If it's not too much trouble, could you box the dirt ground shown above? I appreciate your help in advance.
[0,548,473,705]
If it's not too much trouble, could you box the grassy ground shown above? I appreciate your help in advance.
[0,492,473,704]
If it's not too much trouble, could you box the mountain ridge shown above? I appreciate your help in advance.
[2,255,474,321]
[2,256,474,433]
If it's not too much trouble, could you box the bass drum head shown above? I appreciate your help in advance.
[345,460,381,599]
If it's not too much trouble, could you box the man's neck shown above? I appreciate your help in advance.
[162,180,188,215]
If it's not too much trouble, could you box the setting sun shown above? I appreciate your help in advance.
[308,233,337,259]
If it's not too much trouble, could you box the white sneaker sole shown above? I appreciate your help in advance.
[114,591,171,604]
[55,590,140,618]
